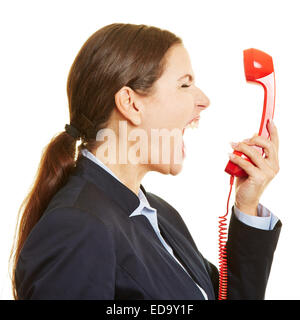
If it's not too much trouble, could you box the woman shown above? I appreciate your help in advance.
[10,23,281,300]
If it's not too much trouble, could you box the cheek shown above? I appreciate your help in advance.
[145,93,192,130]
[172,93,194,123]
[145,104,176,129]
[160,102,190,129]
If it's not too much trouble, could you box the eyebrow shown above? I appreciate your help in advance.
[177,74,194,82]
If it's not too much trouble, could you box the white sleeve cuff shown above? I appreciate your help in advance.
[234,203,279,230]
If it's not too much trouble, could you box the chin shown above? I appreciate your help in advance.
[149,162,183,176]
[147,146,185,175]
[169,163,183,175]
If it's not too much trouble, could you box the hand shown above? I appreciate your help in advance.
[229,120,280,216]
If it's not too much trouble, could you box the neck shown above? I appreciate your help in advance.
[91,116,150,196]
[107,163,148,196]
[91,150,148,196]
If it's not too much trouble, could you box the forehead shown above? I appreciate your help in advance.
[163,45,193,76]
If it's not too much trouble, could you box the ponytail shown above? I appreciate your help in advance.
[10,131,78,299]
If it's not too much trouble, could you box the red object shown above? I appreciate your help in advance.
[218,175,235,300]
[225,48,276,177]
[219,48,276,301]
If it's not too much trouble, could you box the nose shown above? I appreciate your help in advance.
[195,88,210,110]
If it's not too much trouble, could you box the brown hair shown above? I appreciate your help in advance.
[9,22,182,299]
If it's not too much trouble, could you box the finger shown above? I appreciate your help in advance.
[242,135,275,160]
[228,152,258,177]
[231,141,267,170]
[238,137,280,175]
[267,119,279,152]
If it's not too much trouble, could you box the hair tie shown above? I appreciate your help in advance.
[64,123,82,140]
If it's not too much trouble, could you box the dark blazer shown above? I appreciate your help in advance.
[15,154,282,300]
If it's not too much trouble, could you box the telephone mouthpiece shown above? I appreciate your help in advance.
[243,48,274,82]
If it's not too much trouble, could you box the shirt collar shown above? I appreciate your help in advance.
[79,148,155,216]
[81,148,122,183]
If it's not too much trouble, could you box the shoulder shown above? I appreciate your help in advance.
[19,205,115,271]
[44,174,124,230]
[16,206,116,299]
[28,205,113,246]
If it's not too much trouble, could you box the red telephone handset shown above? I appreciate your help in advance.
[218,49,276,300]
[224,48,276,177]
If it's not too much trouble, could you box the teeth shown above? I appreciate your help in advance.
[185,119,199,129]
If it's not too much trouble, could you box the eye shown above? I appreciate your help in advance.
[181,84,191,88]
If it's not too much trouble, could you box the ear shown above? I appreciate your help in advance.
[114,86,142,126]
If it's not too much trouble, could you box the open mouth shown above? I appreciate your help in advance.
[182,116,200,134]
[182,116,200,158]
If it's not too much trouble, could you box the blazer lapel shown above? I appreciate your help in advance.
[157,212,216,299]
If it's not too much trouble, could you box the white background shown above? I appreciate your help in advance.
[0,0,299,299]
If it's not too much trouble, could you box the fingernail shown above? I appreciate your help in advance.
[230,142,238,148]
[242,138,250,143]
[228,153,235,159]
[269,119,274,126]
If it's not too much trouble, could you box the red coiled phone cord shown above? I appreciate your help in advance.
[218,174,235,300]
